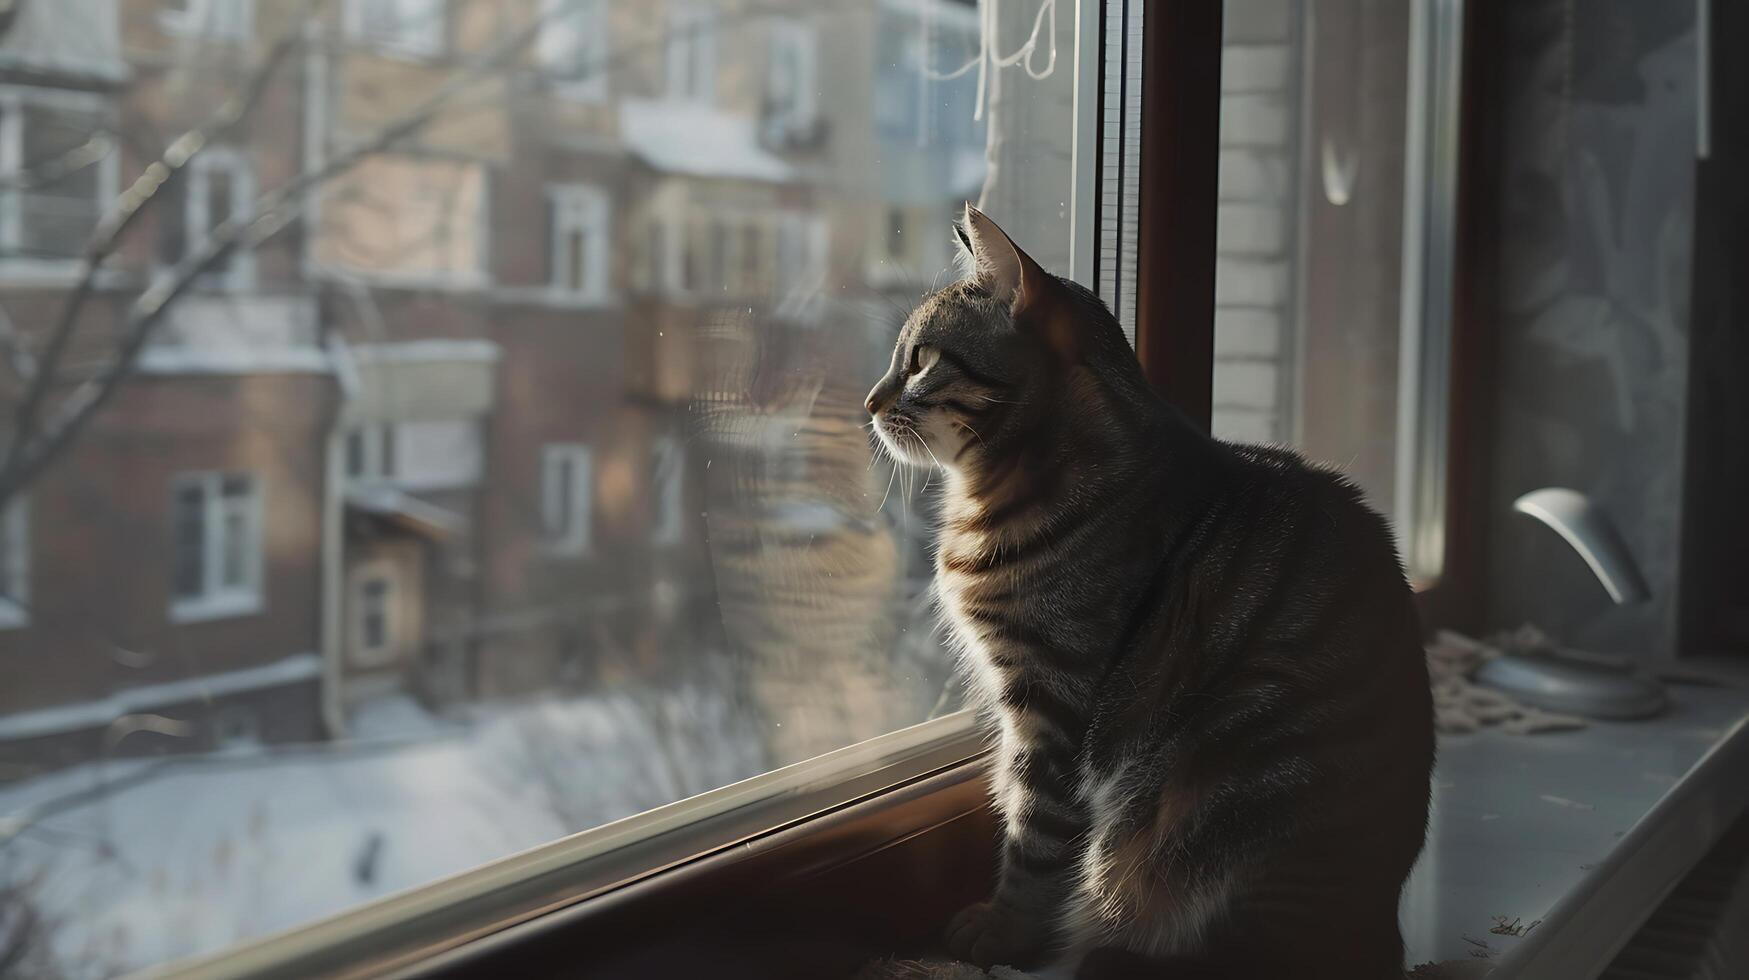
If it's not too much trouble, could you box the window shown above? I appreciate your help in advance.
[651,436,682,546]
[170,472,262,621]
[1208,0,1457,583]
[547,184,609,300]
[346,423,397,481]
[352,572,395,665]
[160,0,254,40]
[763,19,817,142]
[346,0,444,59]
[0,91,113,273]
[665,2,716,103]
[538,0,608,100]
[0,2,1086,973]
[0,499,28,628]
[542,444,591,555]
[161,146,254,289]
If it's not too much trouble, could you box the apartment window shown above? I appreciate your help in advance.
[0,91,113,272]
[651,436,683,546]
[346,0,444,58]
[548,184,609,300]
[160,0,254,40]
[665,2,716,103]
[170,472,262,622]
[351,572,396,666]
[0,499,28,628]
[346,423,397,481]
[161,147,254,288]
[538,0,608,100]
[764,19,818,140]
[541,444,592,555]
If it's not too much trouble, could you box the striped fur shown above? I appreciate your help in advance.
[866,209,1433,979]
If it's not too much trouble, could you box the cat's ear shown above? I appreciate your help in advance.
[950,220,977,280]
[960,204,1045,315]
[961,204,1081,359]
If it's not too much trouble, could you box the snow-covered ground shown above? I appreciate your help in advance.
[0,685,774,979]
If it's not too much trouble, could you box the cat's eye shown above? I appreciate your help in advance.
[909,344,940,376]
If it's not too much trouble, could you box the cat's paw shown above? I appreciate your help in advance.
[944,901,1047,969]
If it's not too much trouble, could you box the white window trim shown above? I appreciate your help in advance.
[0,498,29,630]
[538,0,609,102]
[174,146,257,291]
[169,471,265,625]
[0,86,118,282]
[763,19,818,139]
[344,0,446,60]
[547,183,611,304]
[159,0,255,41]
[665,2,717,104]
[541,444,592,557]
[346,422,396,484]
[349,564,398,668]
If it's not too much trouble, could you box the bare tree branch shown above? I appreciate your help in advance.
[7,0,330,461]
[0,0,848,507]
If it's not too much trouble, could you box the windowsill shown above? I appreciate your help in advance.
[155,711,986,979]
[169,592,264,625]
[1404,683,1749,974]
[350,39,444,63]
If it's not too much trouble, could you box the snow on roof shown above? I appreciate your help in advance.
[619,99,795,183]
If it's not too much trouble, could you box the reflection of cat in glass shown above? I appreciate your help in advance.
[695,310,936,769]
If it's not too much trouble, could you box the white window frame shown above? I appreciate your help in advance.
[0,86,118,283]
[763,19,818,139]
[0,498,29,629]
[541,444,592,556]
[651,436,683,546]
[174,146,256,291]
[547,183,610,303]
[538,0,609,102]
[344,0,445,60]
[665,2,717,104]
[346,423,397,483]
[169,471,264,624]
[159,0,255,41]
[350,564,398,668]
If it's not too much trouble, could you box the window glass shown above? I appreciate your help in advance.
[1210,0,1444,578]
[0,1,1078,973]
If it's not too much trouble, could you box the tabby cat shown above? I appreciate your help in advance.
[864,208,1434,979]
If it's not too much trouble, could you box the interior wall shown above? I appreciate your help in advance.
[1480,0,1698,656]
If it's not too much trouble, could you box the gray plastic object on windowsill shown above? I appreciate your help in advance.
[1472,488,1668,720]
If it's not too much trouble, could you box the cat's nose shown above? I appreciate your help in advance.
[865,385,891,416]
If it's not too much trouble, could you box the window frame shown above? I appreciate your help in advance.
[0,85,118,282]
[540,443,593,557]
[168,470,265,624]
[546,183,611,303]
[650,435,683,547]
[349,564,398,668]
[343,0,446,61]
[537,0,609,102]
[165,145,257,292]
[664,2,717,104]
[159,0,255,42]
[762,17,818,141]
